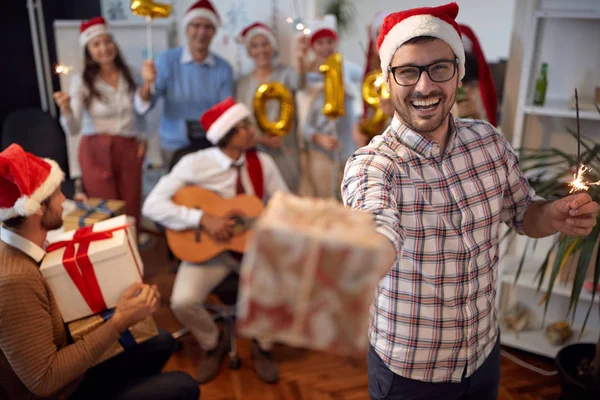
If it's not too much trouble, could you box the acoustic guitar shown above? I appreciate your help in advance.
[165,186,264,263]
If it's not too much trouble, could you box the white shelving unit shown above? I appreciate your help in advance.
[500,1,600,358]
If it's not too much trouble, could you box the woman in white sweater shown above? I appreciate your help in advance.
[53,17,146,233]
[235,22,307,193]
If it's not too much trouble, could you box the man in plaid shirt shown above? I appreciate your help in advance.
[342,3,599,400]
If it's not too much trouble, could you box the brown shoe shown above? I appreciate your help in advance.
[251,340,279,384]
[196,335,228,384]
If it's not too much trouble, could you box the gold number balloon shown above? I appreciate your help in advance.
[253,82,294,137]
[130,0,173,18]
[319,53,345,119]
[360,70,391,138]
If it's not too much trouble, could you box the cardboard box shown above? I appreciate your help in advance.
[237,193,388,356]
[41,215,144,322]
[63,198,125,232]
[69,311,158,365]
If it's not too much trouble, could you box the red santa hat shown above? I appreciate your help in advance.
[183,0,221,30]
[459,24,498,126]
[377,2,465,82]
[79,16,108,48]
[200,98,251,145]
[307,14,338,46]
[238,22,278,51]
[0,144,65,222]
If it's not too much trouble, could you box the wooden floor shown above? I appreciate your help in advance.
[141,234,563,400]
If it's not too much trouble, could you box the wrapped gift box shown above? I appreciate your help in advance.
[237,193,388,356]
[63,198,125,232]
[40,215,144,322]
[69,310,158,365]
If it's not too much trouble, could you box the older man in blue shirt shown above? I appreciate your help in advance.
[136,0,233,167]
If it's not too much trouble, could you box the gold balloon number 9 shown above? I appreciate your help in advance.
[360,70,390,138]
[253,83,294,137]
[319,53,345,119]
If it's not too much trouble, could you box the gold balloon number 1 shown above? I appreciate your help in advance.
[360,70,390,138]
[319,53,345,119]
[253,83,294,137]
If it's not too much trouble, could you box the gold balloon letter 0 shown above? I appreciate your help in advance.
[130,0,173,19]
[360,70,390,138]
[319,53,345,119]
[253,83,294,137]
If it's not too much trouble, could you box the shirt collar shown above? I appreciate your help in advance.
[0,225,45,263]
[213,148,246,170]
[181,46,216,66]
[390,115,458,159]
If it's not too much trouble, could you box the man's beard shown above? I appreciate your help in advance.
[394,90,454,134]
[41,211,63,231]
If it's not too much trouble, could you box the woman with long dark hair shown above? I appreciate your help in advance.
[54,17,146,235]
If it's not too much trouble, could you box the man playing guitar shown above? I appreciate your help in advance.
[142,97,288,384]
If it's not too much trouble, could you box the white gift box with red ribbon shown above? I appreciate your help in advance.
[40,215,143,323]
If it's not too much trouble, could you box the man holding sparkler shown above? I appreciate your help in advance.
[342,3,598,400]
[136,0,233,167]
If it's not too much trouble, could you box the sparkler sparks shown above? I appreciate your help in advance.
[569,164,600,193]
[55,63,72,75]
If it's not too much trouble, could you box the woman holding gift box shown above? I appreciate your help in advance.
[0,144,199,400]
[235,22,309,193]
[53,16,146,236]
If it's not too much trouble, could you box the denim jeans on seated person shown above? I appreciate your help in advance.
[70,329,199,400]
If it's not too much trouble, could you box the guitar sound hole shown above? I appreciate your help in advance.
[229,216,246,235]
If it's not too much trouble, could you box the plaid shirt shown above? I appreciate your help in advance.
[342,116,537,382]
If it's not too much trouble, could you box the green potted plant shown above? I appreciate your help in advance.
[321,0,356,35]
[516,129,600,398]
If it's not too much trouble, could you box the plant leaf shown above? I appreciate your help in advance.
[569,223,600,324]
[579,231,600,337]
[514,237,531,284]
[542,236,576,325]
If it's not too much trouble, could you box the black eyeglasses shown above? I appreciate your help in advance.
[388,58,458,86]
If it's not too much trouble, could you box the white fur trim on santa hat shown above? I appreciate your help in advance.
[243,26,278,50]
[206,103,251,144]
[183,8,220,30]
[379,14,465,82]
[0,159,65,221]
[79,24,108,48]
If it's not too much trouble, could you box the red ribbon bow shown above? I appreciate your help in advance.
[46,224,131,314]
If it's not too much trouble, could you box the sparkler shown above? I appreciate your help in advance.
[568,88,600,193]
[55,63,72,75]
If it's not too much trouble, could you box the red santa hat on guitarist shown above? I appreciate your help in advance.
[238,22,278,51]
[377,2,465,82]
[200,97,251,145]
[459,24,498,126]
[0,144,64,222]
[79,16,108,48]
[183,0,221,30]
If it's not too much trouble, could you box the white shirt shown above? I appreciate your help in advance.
[0,225,45,263]
[60,73,145,138]
[142,147,289,231]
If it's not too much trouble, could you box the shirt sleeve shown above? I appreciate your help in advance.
[260,152,290,196]
[342,149,405,258]
[499,134,542,234]
[59,74,87,136]
[134,52,169,115]
[142,154,204,230]
[302,98,320,141]
[0,275,120,398]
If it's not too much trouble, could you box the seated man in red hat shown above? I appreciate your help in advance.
[143,97,289,384]
[0,144,199,400]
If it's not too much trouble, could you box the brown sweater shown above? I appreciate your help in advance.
[0,241,121,399]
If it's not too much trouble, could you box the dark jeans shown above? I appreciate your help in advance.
[368,336,501,400]
[70,329,199,400]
